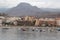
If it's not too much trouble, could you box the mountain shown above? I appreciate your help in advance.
[0,8,9,12]
[6,2,60,17]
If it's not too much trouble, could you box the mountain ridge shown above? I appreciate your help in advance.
[6,2,60,17]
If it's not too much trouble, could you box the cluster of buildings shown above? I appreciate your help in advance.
[0,16,60,27]
[24,16,60,27]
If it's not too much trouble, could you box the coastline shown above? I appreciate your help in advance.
[0,26,59,32]
[0,25,58,28]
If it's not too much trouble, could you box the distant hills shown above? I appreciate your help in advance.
[0,8,8,12]
[5,2,60,17]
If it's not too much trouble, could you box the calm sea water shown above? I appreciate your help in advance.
[0,27,60,40]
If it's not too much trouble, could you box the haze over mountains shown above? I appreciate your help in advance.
[0,8,8,12]
[5,2,60,17]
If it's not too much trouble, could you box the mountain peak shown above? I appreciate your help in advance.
[6,2,60,17]
[17,2,31,7]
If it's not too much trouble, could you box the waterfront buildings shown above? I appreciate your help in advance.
[0,16,5,26]
[0,16,60,27]
[56,18,60,26]
[24,16,35,22]
[35,19,40,26]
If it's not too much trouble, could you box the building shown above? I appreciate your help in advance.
[0,16,5,26]
[39,18,56,26]
[6,16,21,22]
[35,19,40,26]
[24,16,29,21]
[56,18,60,26]
[24,16,35,22]
[47,18,56,26]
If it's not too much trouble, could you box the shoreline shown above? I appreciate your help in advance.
[0,26,60,28]
[0,26,59,32]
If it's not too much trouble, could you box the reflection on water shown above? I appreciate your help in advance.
[0,28,59,40]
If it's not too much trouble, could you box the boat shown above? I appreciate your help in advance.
[2,28,9,30]
[56,28,60,31]
[21,28,27,31]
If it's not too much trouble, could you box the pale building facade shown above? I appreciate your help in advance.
[56,18,60,26]
[35,19,40,26]
[25,16,35,22]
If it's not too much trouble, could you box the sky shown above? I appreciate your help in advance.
[0,0,60,8]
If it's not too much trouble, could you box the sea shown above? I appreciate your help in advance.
[0,27,60,40]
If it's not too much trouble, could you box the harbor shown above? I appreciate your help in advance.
[0,26,60,32]
[0,26,59,40]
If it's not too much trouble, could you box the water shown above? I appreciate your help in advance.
[0,27,60,40]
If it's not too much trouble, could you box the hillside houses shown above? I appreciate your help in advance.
[0,16,60,27]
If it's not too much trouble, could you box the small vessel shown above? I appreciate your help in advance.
[2,28,9,30]
[56,28,60,31]
[32,29,35,31]
[32,28,35,31]
[21,28,27,31]
[40,29,42,32]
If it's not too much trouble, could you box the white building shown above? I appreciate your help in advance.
[6,16,21,22]
[35,19,40,26]
[0,16,5,26]
[56,18,60,26]
[25,16,35,21]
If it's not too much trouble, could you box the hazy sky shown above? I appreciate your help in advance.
[0,0,60,8]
